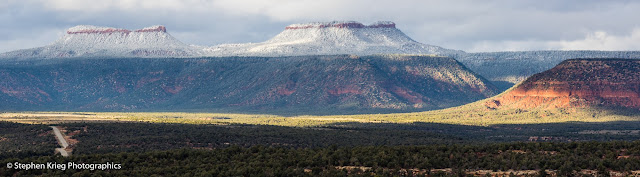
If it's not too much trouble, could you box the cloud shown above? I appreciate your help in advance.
[468,28,640,52]
[0,28,64,53]
[555,29,640,51]
[1,0,640,53]
[39,0,199,12]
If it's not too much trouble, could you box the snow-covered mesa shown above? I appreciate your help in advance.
[206,21,460,56]
[0,21,461,59]
[1,25,202,58]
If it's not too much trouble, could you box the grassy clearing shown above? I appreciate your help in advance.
[1,103,638,127]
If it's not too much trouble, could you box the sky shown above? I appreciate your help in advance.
[1,0,639,53]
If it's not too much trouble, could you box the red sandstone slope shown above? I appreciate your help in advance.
[486,59,640,110]
[0,55,498,113]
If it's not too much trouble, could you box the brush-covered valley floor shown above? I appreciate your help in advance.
[1,109,640,176]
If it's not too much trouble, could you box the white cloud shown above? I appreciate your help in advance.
[2,0,640,53]
[0,28,64,53]
[468,28,640,52]
[468,40,554,52]
[39,0,201,12]
[554,29,640,50]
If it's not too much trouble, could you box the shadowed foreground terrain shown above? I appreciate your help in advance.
[4,121,640,176]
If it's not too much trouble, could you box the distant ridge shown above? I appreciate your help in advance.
[3,22,640,89]
[458,51,640,85]
[0,55,498,114]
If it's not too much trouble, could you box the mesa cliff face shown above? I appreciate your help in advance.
[0,55,498,114]
[486,59,640,110]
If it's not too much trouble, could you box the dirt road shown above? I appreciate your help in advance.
[50,126,70,157]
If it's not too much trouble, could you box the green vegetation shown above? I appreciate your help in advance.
[3,111,640,176]
[0,55,498,114]
[33,122,633,159]
[4,141,640,176]
[68,122,466,154]
[57,121,640,155]
[2,102,637,127]
[0,122,56,159]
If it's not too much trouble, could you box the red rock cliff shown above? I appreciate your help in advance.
[134,26,167,32]
[285,21,396,30]
[67,28,131,34]
[486,59,640,110]
[66,25,167,34]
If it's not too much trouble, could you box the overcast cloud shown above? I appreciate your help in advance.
[1,0,639,53]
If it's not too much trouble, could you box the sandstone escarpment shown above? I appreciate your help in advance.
[0,55,497,114]
[284,21,396,30]
[486,59,640,110]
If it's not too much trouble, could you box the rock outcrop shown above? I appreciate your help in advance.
[0,55,498,114]
[284,21,396,30]
[66,26,132,34]
[486,59,640,110]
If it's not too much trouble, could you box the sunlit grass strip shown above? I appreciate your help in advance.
[1,107,638,127]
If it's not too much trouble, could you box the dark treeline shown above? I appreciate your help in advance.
[4,141,640,176]
[67,122,465,154]
[5,121,640,160]
[66,122,640,155]
[0,122,56,159]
